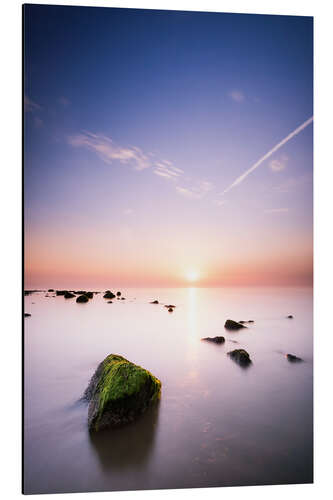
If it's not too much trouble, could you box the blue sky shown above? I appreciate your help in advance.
[24,5,313,287]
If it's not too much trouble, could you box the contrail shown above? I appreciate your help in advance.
[222,116,313,195]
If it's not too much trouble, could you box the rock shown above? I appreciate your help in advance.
[103,291,116,299]
[76,294,89,303]
[85,292,93,299]
[286,353,303,362]
[83,354,161,431]
[75,291,86,295]
[121,297,125,300]
[224,319,247,330]
[48,289,54,292]
[24,313,31,317]
[164,304,176,309]
[56,290,67,296]
[228,349,252,366]
[64,291,75,299]
[107,301,113,304]
[150,300,159,304]
[248,320,254,323]
[239,320,254,324]
[168,307,174,312]
[201,336,225,344]
[116,291,121,297]
[286,315,294,319]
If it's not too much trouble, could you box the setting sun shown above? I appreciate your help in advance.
[186,270,199,282]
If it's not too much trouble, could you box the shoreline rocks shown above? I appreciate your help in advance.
[202,336,225,344]
[76,294,89,303]
[224,319,247,330]
[84,354,161,431]
[286,353,303,362]
[64,291,75,299]
[150,300,159,304]
[228,349,252,366]
[103,291,116,299]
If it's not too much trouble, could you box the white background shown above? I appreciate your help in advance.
[0,0,332,499]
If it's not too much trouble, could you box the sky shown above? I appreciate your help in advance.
[24,5,313,288]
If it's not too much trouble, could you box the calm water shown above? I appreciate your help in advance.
[24,287,313,494]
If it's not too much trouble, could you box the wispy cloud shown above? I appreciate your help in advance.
[153,161,184,180]
[176,181,213,199]
[264,208,289,214]
[222,116,313,195]
[229,90,245,102]
[269,154,288,172]
[24,95,41,112]
[68,132,151,171]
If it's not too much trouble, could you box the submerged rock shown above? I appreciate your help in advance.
[224,319,247,330]
[107,301,113,304]
[64,291,75,299]
[84,354,161,431]
[228,349,252,366]
[103,291,116,299]
[121,297,125,300]
[286,315,294,319]
[150,300,159,304]
[24,313,31,317]
[202,336,225,344]
[116,291,121,297]
[76,294,89,303]
[164,304,176,309]
[286,353,303,362]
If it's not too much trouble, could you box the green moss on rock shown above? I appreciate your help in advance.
[84,354,161,431]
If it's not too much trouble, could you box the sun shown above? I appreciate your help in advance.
[186,270,199,282]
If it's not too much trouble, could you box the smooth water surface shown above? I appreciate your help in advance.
[24,287,313,494]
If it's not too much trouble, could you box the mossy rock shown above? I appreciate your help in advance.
[224,319,247,330]
[64,291,75,299]
[76,294,89,303]
[228,349,252,366]
[202,336,225,344]
[103,291,116,299]
[84,354,161,431]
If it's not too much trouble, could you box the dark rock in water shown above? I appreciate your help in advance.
[168,307,174,312]
[228,349,252,366]
[121,297,125,300]
[85,292,93,299]
[150,300,159,304]
[107,301,113,304]
[286,353,303,362]
[76,294,89,303]
[83,354,161,431]
[239,320,254,324]
[164,304,176,309]
[224,319,247,330]
[56,290,67,296]
[75,291,86,295]
[103,291,116,299]
[64,291,75,299]
[116,291,121,297]
[202,336,225,344]
[286,315,294,319]
[248,320,254,323]
[24,313,31,317]
[48,289,54,292]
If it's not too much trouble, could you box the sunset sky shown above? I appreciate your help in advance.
[24,5,313,288]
